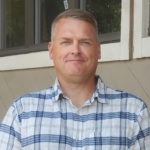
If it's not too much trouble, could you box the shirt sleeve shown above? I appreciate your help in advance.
[131,103,150,150]
[0,103,21,150]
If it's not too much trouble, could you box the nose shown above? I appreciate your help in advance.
[71,42,80,55]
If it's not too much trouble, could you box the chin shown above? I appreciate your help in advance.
[65,71,83,76]
[67,68,85,74]
[68,73,83,76]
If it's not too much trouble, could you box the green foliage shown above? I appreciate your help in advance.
[6,0,25,47]
[41,0,121,42]
[5,0,121,47]
[86,0,121,34]
[40,0,65,42]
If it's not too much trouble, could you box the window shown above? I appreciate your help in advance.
[133,0,150,58]
[0,0,131,70]
[80,0,121,44]
[6,0,25,48]
[0,0,33,56]
[35,0,65,44]
[35,0,122,44]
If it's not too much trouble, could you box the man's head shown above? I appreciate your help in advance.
[48,9,101,83]
[51,9,99,42]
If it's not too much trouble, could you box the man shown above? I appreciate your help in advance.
[0,9,150,150]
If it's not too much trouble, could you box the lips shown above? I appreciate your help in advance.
[65,56,86,63]
[66,60,85,63]
[66,60,84,61]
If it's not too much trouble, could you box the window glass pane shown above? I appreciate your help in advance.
[40,0,65,43]
[148,1,150,36]
[40,0,121,44]
[85,0,121,43]
[141,0,150,37]
[6,0,25,48]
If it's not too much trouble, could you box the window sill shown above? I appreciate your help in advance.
[0,51,53,71]
[0,42,129,71]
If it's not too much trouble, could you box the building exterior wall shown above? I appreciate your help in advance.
[0,58,150,122]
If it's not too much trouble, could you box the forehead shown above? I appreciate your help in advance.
[56,17,92,24]
[57,18,92,27]
[53,18,96,37]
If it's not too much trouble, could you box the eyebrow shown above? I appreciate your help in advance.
[59,37,71,41]
[59,37,93,41]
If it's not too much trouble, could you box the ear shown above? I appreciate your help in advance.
[97,42,101,59]
[48,42,53,60]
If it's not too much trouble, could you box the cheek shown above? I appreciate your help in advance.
[52,52,66,65]
[52,49,62,58]
[86,51,97,59]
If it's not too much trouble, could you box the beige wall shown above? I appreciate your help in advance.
[0,58,150,122]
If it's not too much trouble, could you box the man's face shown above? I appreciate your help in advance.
[48,18,101,81]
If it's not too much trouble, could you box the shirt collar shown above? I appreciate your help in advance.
[52,76,109,104]
[94,75,109,104]
[52,78,67,102]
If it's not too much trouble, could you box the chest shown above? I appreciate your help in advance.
[20,111,136,150]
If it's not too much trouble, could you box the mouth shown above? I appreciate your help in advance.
[66,60,85,65]
[67,60,84,61]
[66,60,85,62]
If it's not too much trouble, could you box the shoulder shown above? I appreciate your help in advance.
[97,76,148,114]
[106,85,145,103]
[106,86,143,100]
[98,76,144,104]
[98,74,144,102]
[11,85,56,115]
[15,86,54,102]
[106,86,148,114]
[17,86,55,101]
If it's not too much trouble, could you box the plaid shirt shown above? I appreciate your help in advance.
[0,76,150,150]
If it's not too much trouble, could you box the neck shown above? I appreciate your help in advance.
[58,75,96,108]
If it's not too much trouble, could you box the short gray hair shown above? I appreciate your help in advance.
[51,9,99,41]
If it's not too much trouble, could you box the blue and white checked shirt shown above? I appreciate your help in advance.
[0,76,150,150]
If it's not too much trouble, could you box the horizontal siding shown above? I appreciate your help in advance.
[0,58,150,122]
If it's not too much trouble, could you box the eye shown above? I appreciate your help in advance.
[81,41,91,45]
[61,41,70,45]
[84,42,90,44]
[61,41,67,44]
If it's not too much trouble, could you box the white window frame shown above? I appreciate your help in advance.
[0,0,131,71]
[133,0,150,58]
